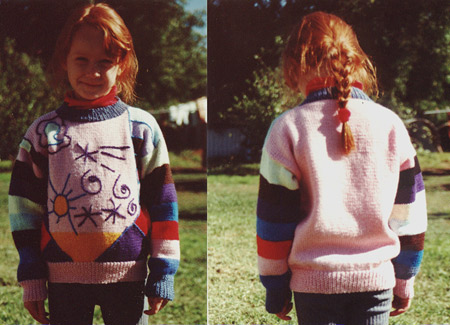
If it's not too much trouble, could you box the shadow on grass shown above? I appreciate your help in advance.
[428,212,450,220]
[422,169,450,176]
[208,163,260,176]
[180,211,206,220]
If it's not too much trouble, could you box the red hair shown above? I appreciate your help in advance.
[283,11,378,154]
[47,3,138,103]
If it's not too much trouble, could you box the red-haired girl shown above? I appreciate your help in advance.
[9,3,179,324]
[257,11,427,324]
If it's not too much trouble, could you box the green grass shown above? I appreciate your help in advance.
[0,150,206,325]
[208,153,450,325]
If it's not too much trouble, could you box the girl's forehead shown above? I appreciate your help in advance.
[72,25,104,45]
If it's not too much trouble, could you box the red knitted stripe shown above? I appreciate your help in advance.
[151,221,179,240]
[257,235,292,259]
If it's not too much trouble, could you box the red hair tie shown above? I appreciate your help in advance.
[338,108,351,123]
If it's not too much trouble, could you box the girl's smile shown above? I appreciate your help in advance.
[65,24,120,101]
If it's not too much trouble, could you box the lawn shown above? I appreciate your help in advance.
[0,150,206,325]
[207,152,450,325]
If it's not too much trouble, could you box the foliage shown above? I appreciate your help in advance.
[225,57,299,159]
[0,37,60,160]
[209,0,450,139]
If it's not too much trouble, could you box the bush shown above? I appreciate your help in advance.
[224,57,299,160]
[0,38,60,160]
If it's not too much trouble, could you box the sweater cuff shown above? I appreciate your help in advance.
[145,274,175,300]
[20,279,47,302]
[393,277,415,299]
[265,288,292,314]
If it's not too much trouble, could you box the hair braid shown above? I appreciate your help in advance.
[330,49,355,154]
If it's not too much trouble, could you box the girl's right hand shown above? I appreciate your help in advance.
[24,300,49,324]
[390,295,411,316]
[275,299,293,321]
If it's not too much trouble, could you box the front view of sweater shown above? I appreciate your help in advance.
[257,88,427,313]
[9,100,179,302]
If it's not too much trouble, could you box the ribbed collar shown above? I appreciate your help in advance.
[56,98,128,122]
[301,86,372,106]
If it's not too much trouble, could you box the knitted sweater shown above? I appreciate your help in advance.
[257,88,427,313]
[9,99,179,302]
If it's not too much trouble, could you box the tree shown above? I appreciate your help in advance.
[209,0,450,132]
[0,38,60,160]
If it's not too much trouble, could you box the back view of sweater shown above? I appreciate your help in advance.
[257,11,427,324]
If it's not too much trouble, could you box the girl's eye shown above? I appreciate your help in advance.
[99,60,114,68]
[75,57,88,63]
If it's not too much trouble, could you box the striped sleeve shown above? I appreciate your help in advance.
[257,120,304,313]
[129,107,179,301]
[389,155,427,299]
[9,136,48,302]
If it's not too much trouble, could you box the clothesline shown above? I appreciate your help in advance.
[148,97,207,125]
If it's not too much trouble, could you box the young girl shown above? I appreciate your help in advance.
[9,3,179,324]
[257,11,427,324]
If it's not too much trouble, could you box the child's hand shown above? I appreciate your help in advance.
[275,299,293,321]
[144,297,169,315]
[24,300,49,324]
[390,295,411,316]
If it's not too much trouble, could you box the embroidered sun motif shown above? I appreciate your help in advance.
[48,173,86,235]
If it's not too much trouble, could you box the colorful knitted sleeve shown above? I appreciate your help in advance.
[389,148,427,299]
[257,119,304,313]
[129,107,179,301]
[9,130,48,302]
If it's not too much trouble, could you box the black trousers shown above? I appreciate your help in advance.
[48,281,147,325]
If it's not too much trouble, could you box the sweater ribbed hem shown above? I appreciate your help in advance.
[290,262,395,294]
[47,260,147,284]
[393,277,415,298]
[21,279,47,302]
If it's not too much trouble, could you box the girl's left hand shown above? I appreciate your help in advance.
[144,297,169,315]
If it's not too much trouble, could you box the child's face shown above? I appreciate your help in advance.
[65,24,120,101]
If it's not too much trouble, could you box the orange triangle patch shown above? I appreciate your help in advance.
[52,232,122,262]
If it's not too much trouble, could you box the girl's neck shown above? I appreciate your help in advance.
[64,86,118,110]
[305,77,363,96]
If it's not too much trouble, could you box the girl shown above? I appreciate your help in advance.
[9,3,179,324]
[256,11,427,324]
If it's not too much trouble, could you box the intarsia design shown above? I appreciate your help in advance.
[46,136,138,234]
[36,116,71,154]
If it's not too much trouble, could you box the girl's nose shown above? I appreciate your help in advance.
[87,63,101,77]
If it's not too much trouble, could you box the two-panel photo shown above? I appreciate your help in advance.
[0,0,448,324]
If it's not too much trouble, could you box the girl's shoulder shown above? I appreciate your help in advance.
[127,105,159,126]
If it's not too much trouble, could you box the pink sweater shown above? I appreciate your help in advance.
[257,88,427,313]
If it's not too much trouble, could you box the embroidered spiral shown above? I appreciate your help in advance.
[127,198,137,216]
[113,174,131,199]
[81,170,102,194]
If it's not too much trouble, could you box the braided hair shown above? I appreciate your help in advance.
[283,11,378,155]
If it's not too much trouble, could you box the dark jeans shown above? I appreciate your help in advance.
[48,281,148,325]
[294,289,392,325]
